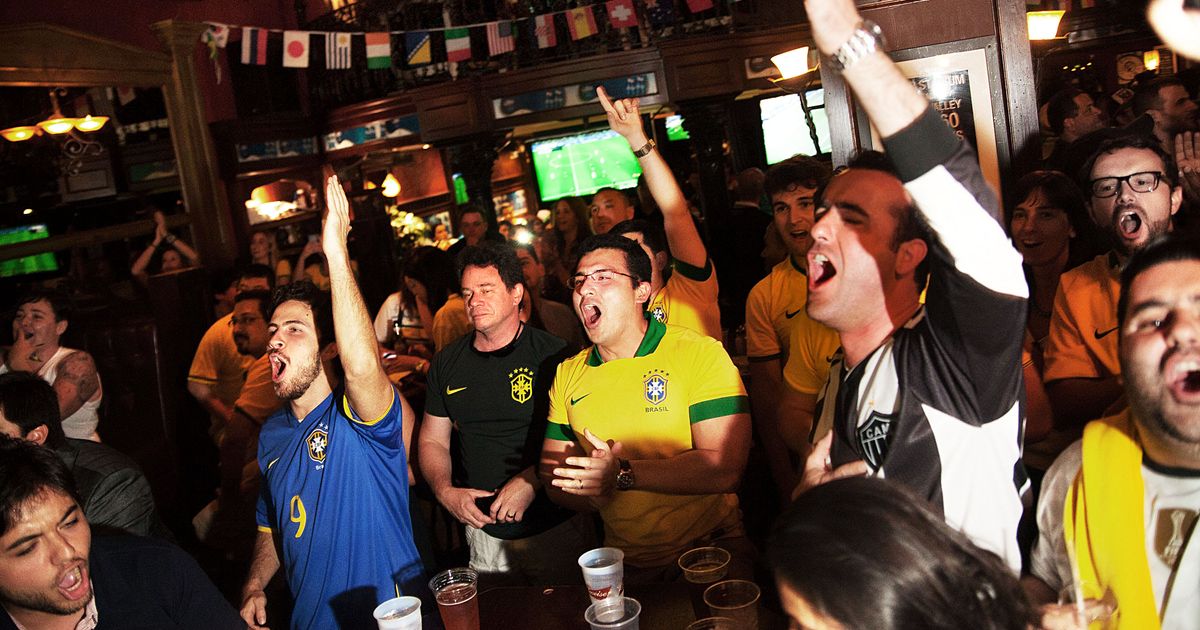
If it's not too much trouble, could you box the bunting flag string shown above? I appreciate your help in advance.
[199,0,722,74]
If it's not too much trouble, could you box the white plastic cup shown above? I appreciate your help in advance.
[578,547,625,607]
[585,596,641,630]
[372,595,422,630]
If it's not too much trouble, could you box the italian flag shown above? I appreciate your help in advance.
[446,28,472,62]
[365,32,391,69]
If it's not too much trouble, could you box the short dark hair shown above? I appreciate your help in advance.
[1133,76,1186,117]
[764,157,831,200]
[1046,88,1085,134]
[16,288,71,323]
[402,246,458,314]
[0,372,65,448]
[1082,133,1177,191]
[590,187,627,204]
[1008,170,1103,269]
[234,289,273,322]
[1118,234,1200,328]
[456,242,524,291]
[512,241,539,264]
[575,233,653,287]
[609,218,668,258]
[459,206,486,222]
[270,281,335,348]
[240,263,275,290]
[0,435,81,538]
[770,477,1036,630]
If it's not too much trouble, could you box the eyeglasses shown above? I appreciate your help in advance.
[568,268,637,291]
[1089,171,1164,198]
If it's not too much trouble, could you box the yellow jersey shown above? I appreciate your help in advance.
[1043,253,1121,383]
[546,319,747,567]
[744,256,840,394]
[647,259,721,342]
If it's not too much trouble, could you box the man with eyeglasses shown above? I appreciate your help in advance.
[540,233,754,581]
[1044,134,1183,431]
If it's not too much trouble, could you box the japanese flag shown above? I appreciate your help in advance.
[283,31,310,68]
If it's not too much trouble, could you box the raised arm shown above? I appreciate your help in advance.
[597,86,707,268]
[53,350,99,421]
[323,176,393,421]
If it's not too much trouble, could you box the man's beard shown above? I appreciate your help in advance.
[274,353,322,400]
[0,581,91,617]
[1123,361,1200,448]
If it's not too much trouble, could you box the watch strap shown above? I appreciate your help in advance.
[632,139,656,158]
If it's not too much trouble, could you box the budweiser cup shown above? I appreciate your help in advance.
[578,547,625,612]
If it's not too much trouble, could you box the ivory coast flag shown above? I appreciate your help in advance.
[567,7,598,40]
[365,32,391,69]
[446,28,472,62]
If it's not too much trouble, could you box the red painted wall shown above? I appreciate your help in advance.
[0,0,327,122]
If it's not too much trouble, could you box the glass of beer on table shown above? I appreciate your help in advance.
[428,568,480,630]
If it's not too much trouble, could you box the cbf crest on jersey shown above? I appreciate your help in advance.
[306,428,328,463]
[857,411,893,470]
[509,366,534,404]
[643,369,669,406]
[650,304,666,323]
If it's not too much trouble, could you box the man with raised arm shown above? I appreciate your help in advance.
[599,87,723,341]
[540,233,753,580]
[240,176,422,630]
[794,0,1029,571]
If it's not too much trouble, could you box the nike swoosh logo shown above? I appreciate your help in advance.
[1094,326,1118,340]
[785,309,803,319]
[446,386,468,396]
[570,393,591,406]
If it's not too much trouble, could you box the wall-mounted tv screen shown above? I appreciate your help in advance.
[665,114,690,141]
[0,225,58,278]
[760,89,831,165]
[530,130,642,202]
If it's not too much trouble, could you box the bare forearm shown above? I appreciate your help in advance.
[187,381,234,423]
[170,237,201,265]
[630,450,744,495]
[417,438,455,496]
[242,531,280,596]
[748,364,796,490]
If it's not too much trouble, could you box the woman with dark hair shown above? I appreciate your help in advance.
[545,196,592,287]
[770,477,1037,630]
[402,246,470,352]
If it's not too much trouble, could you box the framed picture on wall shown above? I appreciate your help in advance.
[856,37,1009,198]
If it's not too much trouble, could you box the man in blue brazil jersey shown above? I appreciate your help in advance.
[240,176,422,630]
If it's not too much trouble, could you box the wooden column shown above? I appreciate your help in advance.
[446,135,502,231]
[152,20,236,268]
[680,99,731,241]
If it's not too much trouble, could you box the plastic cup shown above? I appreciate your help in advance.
[429,568,480,630]
[585,596,641,630]
[687,618,737,630]
[678,547,731,584]
[373,595,422,630]
[578,547,625,606]
[703,580,760,629]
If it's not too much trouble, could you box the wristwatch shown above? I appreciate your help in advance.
[827,20,885,73]
[632,139,656,158]
[615,458,635,491]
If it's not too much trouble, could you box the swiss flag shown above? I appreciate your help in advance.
[686,0,715,12]
[282,31,310,68]
[607,0,638,28]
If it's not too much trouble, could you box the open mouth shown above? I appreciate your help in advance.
[790,229,810,240]
[808,252,837,290]
[1116,209,1144,240]
[1167,357,1200,400]
[580,302,603,328]
[57,564,89,601]
[269,352,289,383]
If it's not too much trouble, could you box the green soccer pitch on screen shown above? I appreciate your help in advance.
[530,130,643,203]
[0,225,58,278]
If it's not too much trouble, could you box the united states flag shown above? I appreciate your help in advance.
[487,21,515,56]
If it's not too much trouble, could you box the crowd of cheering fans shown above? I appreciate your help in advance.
[2,0,1200,627]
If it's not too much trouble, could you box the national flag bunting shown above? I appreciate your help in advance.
[487,21,515,57]
[686,0,715,13]
[644,0,677,28]
[202,23,229,48]
[365,32,391,69]
[241,27,268,66]
[283,31,310,68]
[534,14,557,49]
[567,7,599,40]
[326,32,352,69]
[405,31,431,66]
[607,0,638,28]
[446,27,472,62]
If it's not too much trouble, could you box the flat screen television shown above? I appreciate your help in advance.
[760,89,831,165]
[530,130,642,202]
[665,114,690,141]
[0,224,58,278]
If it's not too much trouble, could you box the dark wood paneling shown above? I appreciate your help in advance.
[414,79,490,142]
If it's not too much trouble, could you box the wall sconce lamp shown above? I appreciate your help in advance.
[1143,49,1161,72]
[770,46,824,155]
[381,172,401,198]
[1027,10,1066,41]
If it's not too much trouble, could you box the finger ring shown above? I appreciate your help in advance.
[507,512,515,518]
[577,479,584,489]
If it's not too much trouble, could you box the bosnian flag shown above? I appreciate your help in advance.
[365,32,391,69]
[282,31,310,68]
[446,28,472,62]
[326,32,352,69]
[487,21,515,56]
[567,7,598,40]
[534,14,557,49]
[241,27,268,66]
[607,0,638,28]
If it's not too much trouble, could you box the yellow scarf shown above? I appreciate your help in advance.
[1064,410,1159,629]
